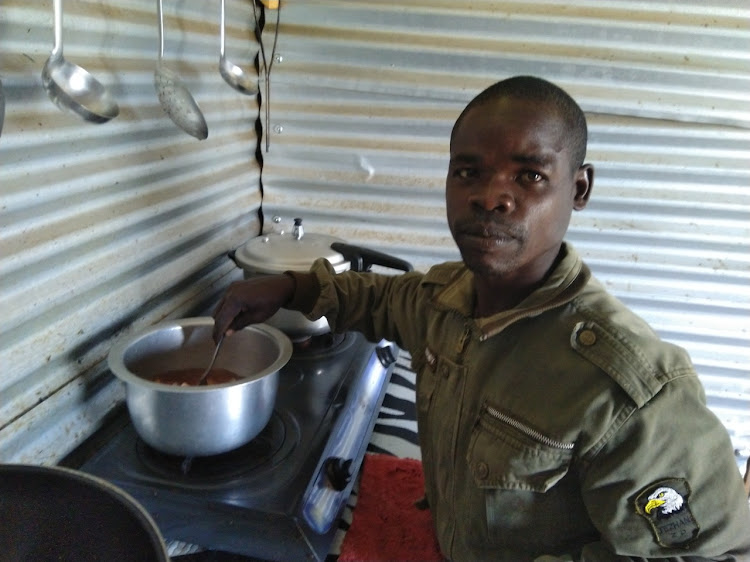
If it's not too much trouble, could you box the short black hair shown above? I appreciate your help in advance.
[450,76,588,169]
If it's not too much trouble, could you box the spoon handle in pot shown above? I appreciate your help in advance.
[197,334,225,386]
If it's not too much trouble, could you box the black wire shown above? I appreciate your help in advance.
[252,1,281,152]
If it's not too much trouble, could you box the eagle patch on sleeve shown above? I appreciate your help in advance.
[634,478,699,548]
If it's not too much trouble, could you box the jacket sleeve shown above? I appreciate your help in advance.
[575,373,750,561]
[286,257,428,353]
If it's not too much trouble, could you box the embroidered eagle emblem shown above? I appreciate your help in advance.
[634,478,699,548]
[644,486,684,515]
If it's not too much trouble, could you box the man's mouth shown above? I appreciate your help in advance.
[457,223,517,242]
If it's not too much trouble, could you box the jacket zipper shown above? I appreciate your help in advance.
[486,405,575,450]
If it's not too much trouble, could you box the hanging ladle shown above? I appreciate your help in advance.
[154,0,208,140]
[219,0,258,95]
[41,0,119,123]
[0,79,5,137]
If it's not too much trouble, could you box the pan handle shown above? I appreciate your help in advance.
[331,242,413,273]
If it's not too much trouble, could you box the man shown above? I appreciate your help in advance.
[213,76,750,561]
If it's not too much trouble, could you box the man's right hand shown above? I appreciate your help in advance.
[212,274,296,343]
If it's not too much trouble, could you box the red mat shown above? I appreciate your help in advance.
[339,453,444,561]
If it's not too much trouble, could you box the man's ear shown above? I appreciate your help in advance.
[573,164,594,211]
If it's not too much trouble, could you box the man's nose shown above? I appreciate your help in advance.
[469,178,515,213]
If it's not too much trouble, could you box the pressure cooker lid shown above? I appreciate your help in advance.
[235,228,350,274]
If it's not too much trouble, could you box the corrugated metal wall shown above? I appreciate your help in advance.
[0,0,263,463]
[259,1,750,469]
[1,0,748,471]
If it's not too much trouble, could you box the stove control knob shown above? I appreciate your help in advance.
[324,456,353,491]
[375,345,396,367]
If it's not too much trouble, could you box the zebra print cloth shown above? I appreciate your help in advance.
[328,350,420,559]
[368,350,420,460]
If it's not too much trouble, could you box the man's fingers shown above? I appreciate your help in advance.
[212,298,240,343]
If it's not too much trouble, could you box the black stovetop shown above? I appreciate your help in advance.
[70,332,397,562]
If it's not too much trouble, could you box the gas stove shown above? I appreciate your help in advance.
[71,331,397,561]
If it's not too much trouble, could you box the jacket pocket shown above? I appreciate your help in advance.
[466,403,593,550]
[466,402,574,492]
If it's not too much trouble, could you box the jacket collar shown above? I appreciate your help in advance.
[433,242,591,340]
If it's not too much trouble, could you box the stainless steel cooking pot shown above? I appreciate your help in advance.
[108,317,292,456]
[0,464,169,561]
[232,217,413,339]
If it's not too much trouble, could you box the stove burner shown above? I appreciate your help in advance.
[136,411,287,482]
[292,332,347,355]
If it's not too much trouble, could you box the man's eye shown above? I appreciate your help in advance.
[520,171,544,183]
[454,168,477,179]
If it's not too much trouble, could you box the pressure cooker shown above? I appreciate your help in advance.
[231,217,413,339]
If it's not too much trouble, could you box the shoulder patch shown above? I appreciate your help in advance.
[570,321,664,407]
[634,478,699,548]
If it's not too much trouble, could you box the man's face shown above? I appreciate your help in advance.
[446,97,592,283]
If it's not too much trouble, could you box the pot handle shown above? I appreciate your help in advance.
[331,242,413,273]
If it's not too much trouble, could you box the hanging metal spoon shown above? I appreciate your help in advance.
[154,0,208,140]
[219,0,258,95]
[0,79,5,137]
[41,0,119,123]
[197,334,225,386]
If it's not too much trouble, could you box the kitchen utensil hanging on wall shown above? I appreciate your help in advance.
[220,0,259,95]
[0,79,5,137]
[154,0,208,140]
[41,0,119,123]
[252,0,281,152]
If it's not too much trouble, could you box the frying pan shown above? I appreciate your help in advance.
[0,464,169,561]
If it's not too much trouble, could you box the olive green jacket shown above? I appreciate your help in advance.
[287,243,750,561]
